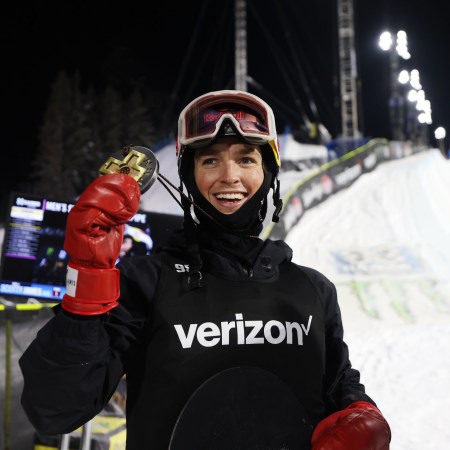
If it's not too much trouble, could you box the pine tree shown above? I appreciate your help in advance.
[32,71,73,198]
[123,87,157,148]
[32,71,101,198]
[64,72,97,196]
[97,85,123,157]
[32,70,165,200]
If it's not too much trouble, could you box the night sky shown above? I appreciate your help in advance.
[2,0,448,212]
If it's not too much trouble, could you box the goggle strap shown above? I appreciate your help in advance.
[267,140,281,167]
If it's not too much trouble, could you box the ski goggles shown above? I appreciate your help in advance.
[177,90,280,167]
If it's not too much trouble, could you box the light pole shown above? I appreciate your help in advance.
[434,126,447,158]
[415,87,432,147]
[379,31,411,141]
[401,69,433,145]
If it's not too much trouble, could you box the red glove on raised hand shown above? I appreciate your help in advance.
[311,401,391,450]
[62,173,141,315]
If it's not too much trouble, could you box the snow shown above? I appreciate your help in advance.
[144,144,450,449]
[285,149,450,449]
[279,133,328,162]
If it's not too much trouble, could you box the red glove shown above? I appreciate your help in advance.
[311,401,391,450]
[61,173,141,315]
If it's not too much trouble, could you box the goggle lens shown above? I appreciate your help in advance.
[185,107,269,141]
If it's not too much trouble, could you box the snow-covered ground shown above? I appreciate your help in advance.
[285,149,450,449]
[146,144,450,449]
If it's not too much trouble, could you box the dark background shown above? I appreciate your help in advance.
[2,0,448,205]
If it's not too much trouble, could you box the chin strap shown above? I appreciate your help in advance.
[160,171,261,238]
[159,174,205,291]
[180,195,205,291]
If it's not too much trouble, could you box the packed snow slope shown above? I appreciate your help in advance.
[285,148,450,450]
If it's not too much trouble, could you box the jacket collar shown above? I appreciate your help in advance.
[200,238,292,280]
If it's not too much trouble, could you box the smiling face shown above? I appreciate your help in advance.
[193,137,265,215]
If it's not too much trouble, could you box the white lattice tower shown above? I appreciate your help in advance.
[337,0,361,139]
[235,0,248,91]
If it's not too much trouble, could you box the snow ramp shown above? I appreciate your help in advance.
[286,148,450,449]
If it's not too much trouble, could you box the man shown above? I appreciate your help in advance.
[20,90,391,449]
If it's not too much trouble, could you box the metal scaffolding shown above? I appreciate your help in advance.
[337,0,360,139]
[235,0,248,91]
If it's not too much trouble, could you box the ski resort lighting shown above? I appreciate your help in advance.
[378,31,393,51]
[418,111,432,125]
[415,90,426,110]
[434,126,446,140]
[434,127,447,156]
[378,30,410,60]
[378,30,414,141]
[395,31,411,60]
[409,69,422,90]
[415,90,432,125]
[398,70,410,84]
[408,89,419,102]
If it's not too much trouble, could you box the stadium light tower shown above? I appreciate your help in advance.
[401,68,431,143]
[379,30,411,141]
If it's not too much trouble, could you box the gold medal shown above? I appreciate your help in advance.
[99,145,159,194]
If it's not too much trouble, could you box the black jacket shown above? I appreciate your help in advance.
[19,235,374,449]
